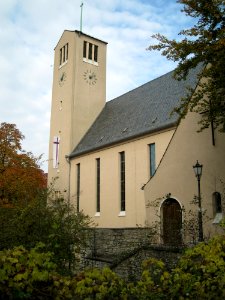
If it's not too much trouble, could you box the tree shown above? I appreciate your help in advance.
[148,0,225,133]
[0,194,93,275]
[0,122,46,207]
[17,197,93,274]
[0,122,92,275]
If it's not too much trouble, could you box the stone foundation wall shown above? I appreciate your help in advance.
[112,245,181,280]
[78,228,182,280]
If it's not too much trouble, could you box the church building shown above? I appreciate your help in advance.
[48,30,225,245]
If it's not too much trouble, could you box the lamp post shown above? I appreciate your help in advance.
[193,160,204,242]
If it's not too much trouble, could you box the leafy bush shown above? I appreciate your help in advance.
[127,258,170,300]
[73,268,126,300]
[132,235,225,299]
[0,196,92,275]
[0,245,126,300]
[0,244,82,300]
[169,235,225,299]
[1,236,225,299]
[0,244,57,299]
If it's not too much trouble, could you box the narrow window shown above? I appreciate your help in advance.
[60,48,62,65]
[213,192,222,215]
[120,151,125,212]
[83,41,98,64]
[149,143,156,177]
[96,158,100,213]
[83,41,87,58]
[76,163,80,212]
[66,43,68,61]
[63,46,65,63]
[94,45,98,62]
[88,43,93,60]
[59,43,69,66]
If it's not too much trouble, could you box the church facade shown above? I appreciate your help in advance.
[48,30,225,244]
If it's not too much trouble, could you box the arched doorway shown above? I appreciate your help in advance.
[161,198,182,245]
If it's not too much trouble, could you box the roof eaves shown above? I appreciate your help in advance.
[69,121,178,159]
[75,30,108,44]
[54,30,108,50]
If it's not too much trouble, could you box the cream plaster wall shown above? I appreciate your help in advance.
[48,31,107,194]
[70,129,175,228]
[144,109,225,242]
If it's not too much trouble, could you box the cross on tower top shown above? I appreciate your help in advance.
[80,1,84,32]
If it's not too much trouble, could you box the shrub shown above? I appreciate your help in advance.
[0,196,92,275]
[170,235,225,299]
[128,258,170,300]
[127,236,225,299]
[1,236,225,299]
[73,268,127,300]
[0,244,76,299]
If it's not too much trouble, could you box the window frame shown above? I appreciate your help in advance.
[83,40,98,66]
[59,43,68,67]
[149,143,156,177]
[120,151,126,212]
[213,192,222,214]
[212,191,223,224]
[76,163,80,212]
[83,41,87,58]
[94,45,98,62]
[96,158,100,214]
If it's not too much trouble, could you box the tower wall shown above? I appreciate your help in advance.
[48,30,107,195]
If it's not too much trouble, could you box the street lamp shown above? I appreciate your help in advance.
[193,160,204,242]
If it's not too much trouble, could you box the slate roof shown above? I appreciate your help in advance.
[70,65,201,158]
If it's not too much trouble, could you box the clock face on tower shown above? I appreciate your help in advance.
[83,69,97,85]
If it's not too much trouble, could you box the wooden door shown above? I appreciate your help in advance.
[162,198,182,245]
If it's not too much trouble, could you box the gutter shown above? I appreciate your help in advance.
[69,121,178,159]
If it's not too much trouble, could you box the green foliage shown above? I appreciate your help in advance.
[45,198,93,274]
[170,235,225,299]
[128,258,170,300]
[0,244,79,299]
[0,244,54,299]
[0,195,92,275]
[132,235,225,299]
[73,268,127,300]
[1,236,225,299]
[148,0,225,131]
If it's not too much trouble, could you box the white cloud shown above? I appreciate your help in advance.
[0,0,193,172]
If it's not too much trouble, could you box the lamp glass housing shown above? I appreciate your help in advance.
[193,160,203,178]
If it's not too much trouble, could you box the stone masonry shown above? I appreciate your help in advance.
[78,228,182,280]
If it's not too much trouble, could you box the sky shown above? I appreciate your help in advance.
[0,0,194,172]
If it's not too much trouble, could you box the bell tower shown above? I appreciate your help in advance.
[48,30,107,195]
